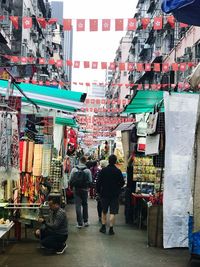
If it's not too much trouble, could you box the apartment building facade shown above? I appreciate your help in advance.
[105,0,199,109]
[51,1,73,89]
[127,0,195,94]
[0,0,67,86]
[105,33,132,117]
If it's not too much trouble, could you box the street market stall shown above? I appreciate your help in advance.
[0,78,85,242]
[123,90,200,250]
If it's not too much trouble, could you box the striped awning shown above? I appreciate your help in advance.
[123,90,164,114]
[0,79,86,112]
[55,117,78,127]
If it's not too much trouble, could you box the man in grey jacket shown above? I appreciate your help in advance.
[69,156,92,228]
[35,195,68,254]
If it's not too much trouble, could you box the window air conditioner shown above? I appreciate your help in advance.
[184,47,192,55]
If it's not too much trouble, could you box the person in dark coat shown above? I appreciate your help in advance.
[96,154,125,235]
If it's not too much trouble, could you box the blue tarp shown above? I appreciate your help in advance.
[162,0,200,26]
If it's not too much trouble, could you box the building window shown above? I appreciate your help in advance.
[22,45,27,57]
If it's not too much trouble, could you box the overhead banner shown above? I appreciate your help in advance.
[163,92,199,248]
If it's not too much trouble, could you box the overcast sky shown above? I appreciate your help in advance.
[52,0,137,91]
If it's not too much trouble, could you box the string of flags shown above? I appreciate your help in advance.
[0,15,188,31]
[2,78,194,91]
[76,116,134,124]
[2,54,196,72]
[84,98,129,105]
[2,78,193,91]
[80,107,124,113]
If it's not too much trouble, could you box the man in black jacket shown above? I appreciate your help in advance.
[96,154,125,235]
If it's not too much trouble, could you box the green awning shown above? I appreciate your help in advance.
[124,90,164,114]
[0,79,86,112]
[55,117,78,127]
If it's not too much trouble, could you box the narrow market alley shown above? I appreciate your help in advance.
[0,200,189,267]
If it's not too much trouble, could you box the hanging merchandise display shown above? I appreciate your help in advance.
[145,135,160,156]
[19,114,54,207]
[136,118,147,137]
[0,112,20,183]
[137,137,146,152]
[49,158,63,193]
[133,157,160,183]
[146,112,159,135]
[0,95,22,202]
[66,128,78,156]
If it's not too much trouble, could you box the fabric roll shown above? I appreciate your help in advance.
[22,141,27,172]
[42,144,52,177]
[19,141,24,172]
[27,141,34,173]
[32,144,43,176]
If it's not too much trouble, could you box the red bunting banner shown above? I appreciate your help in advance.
[77,116,135,124]
[39,58,46,64]
[84,98,129,105]
[167,15,175,28]
[128,18,137,31]
[84,61,90,68]
[141,18,150,29]
[63,19,72,31]
[115,19,124,31]
[102,19,111,31]
[48,18,58,25]
[23,17,32,29]
[10,16,19,29]
[90,19,98,31]
[37,17,47,29]
[92,62,98,69]
[1,15,188,32]
[81,107,124,113]
[3,54,196,73]
[10,78,192,92]
[77,19,85,31]
[153,17,163,30]
[145,63,151,72]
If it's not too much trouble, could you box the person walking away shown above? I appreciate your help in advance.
[90,161,99,199]
[96,154,125,235]
[96,159,108,222]
[69,156,92,228]
[35,195,68,254]
[86,156,93,169]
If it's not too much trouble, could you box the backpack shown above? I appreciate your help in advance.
[70,167,89,188]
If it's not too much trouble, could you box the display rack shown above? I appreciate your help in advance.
[133,156,162,184]
[49,158,63,193]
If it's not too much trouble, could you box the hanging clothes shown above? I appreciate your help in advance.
[0,112,19,181]
[42,144,52,177]
[32,144,43,176]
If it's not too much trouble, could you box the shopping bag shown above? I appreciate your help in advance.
[146,112,158,135]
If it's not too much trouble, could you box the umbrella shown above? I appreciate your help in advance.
[162,0,200,26]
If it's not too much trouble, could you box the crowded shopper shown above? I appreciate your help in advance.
[96,159,108,222]
[96,154,125,235]
[35,195,68,254]
[89,160,99,199]
[69,156,92,228]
